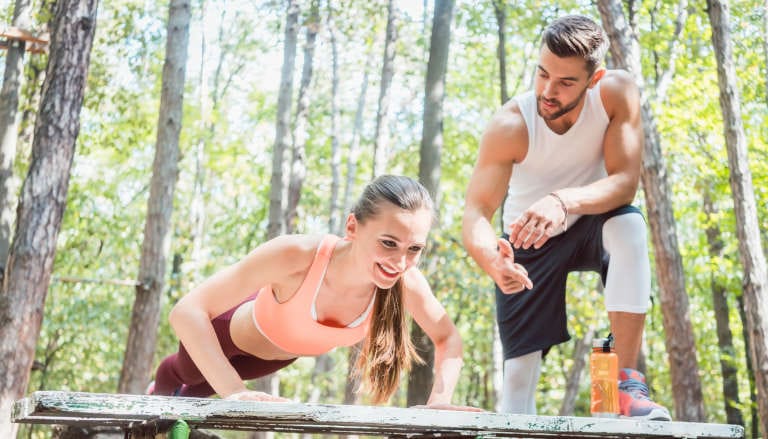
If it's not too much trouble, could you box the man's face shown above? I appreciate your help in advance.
[534,45,594,121]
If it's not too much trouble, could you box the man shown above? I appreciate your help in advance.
[461,14,671,420]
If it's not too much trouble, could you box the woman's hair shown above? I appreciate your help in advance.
[351,175,434,403]
[542,15,609,75]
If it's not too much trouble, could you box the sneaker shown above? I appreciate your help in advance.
[618,368,672,421]
[145,380,155,395]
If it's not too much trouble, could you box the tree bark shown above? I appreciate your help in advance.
[0,0,32,284]
[339,46,373,231]
[492,0,508,105]
[118,0,190,395]
[408,0,454,406]
[597,0,706,421]
[285,0,319,234]
[267,0,299,240]
[0,0,98,435]
[371,0,397,178]
[327,0,341,234]
[707,0,768,434]
[703,190,744,426]
[560,327,594,416]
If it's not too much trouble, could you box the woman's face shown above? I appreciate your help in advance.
[347,203,432,289]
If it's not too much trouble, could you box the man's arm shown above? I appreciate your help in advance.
[554,70,644,214]
[462,104,532,294]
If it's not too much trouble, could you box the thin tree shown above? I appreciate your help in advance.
[0,0,99,435]
[267,0,300,239]
[707,0,768,434]
[492,0,508,105]
[327,0,341,234]
[285,0,319,234]
[703,189,745,426]
[0,0,32,284]
[597,0,706,421]
[408,0,455,406]
[371,0,397,178]
[118,0,191,394]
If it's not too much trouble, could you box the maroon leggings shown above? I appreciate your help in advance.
[153,295,296,397]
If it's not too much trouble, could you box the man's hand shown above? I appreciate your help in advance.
[492,238,533,294]
[509,194,566,249]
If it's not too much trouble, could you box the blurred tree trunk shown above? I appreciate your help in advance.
[267,0,299,239]
[560,325,594,415]
[492,0,508,105]
[285,0,319,234]
[491,0,508,409]
[596,0,706,421]
[702,190,744,426]
[0,0,32,285]
[119,0,190,395]
[0,0,98,435]
[339,46,373,232]
[408,0,454,406]
[327,0,341,234]
[738,295,760,438]
[707,0,768,434]
[371,0,397,178]
[653,0,687,103]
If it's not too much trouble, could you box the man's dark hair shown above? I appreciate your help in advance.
[542,15,609,75]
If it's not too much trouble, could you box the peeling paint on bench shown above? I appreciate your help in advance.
[12,391,744,438]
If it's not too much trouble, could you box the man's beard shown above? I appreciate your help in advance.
[536,86,588,121]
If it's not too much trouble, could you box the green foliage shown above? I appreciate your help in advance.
[10,1,766,435]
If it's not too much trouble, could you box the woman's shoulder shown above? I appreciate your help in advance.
[250,234,328,271]
[402,267,432,296]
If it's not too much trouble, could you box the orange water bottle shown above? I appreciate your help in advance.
[590,333,619,417]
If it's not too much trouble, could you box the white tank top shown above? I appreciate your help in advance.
[501,82,609,234]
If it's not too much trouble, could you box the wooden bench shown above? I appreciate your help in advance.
[13,391,744,438]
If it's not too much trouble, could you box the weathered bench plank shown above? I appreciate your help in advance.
[13,391,744,438]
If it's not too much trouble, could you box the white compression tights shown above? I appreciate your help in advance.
[499,213,651,414]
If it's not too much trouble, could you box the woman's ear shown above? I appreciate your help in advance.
[345,213,357,239]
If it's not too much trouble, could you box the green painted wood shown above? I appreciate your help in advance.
[12,391,744,438]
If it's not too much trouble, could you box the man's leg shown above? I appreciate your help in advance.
[500,350,542,414]
[602,212,670,420]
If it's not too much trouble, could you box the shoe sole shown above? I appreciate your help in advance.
[621,408,671,422]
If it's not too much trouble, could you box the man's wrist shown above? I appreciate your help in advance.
[548,192,568,231]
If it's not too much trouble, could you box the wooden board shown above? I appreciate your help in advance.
[13,391,744,438]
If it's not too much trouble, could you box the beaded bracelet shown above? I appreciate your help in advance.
[548,192,568,231]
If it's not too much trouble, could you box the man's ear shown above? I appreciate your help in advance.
[345,213,357,239]
[589,67,606,88]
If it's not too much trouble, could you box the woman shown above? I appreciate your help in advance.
[151,175,471,409]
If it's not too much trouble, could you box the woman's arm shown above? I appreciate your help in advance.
[168,234,313,398]
[402,269,465,407]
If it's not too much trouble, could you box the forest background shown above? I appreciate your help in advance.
[0,0,766,438]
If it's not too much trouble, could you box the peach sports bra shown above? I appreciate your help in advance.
[252,235,375,356]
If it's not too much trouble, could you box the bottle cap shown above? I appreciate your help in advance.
[592,333,615,352]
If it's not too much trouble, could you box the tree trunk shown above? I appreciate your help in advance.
[702,190,745,426]
[118,0,190,395]
[653,0,687,103]
[739,295,760,438]
[560,326,594,416]
[266,0,299,240]
[371,0,397,178]
[492,0,508,105]
[327,0,341,234]
[408,0,454,407]
[596,0,706,421]
[0,0,98,435]
[339,46,373,232]
[285,0,319,234]
[707,0,768,434]
[0,0,32,284]
[763,0,768,108]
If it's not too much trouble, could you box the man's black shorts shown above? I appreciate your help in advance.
[495,205,642,360]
